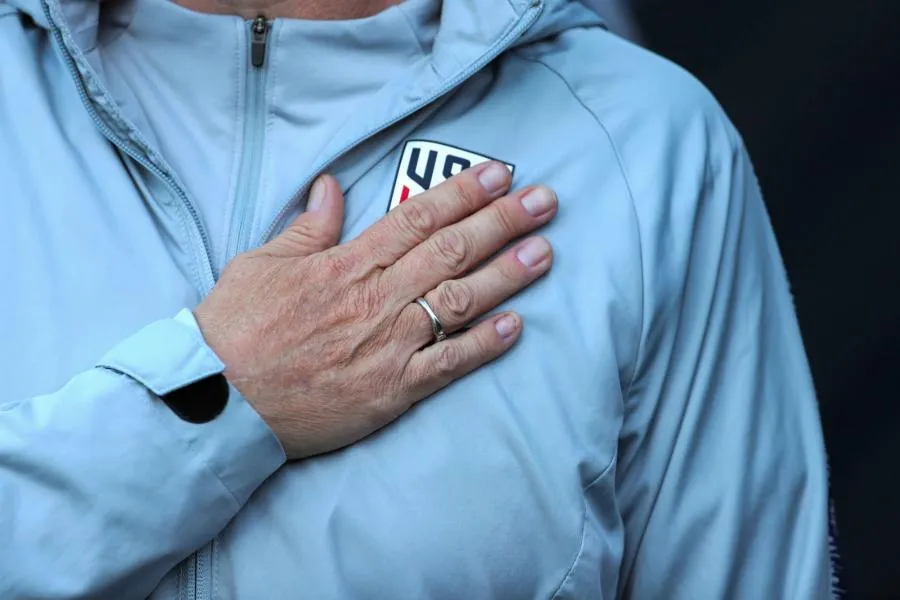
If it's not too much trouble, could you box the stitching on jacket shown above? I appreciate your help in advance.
[42,0,211,289]
[511,51,646,399]
[549,454,618,599]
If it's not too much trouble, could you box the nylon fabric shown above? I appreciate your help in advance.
[0,0,832,597]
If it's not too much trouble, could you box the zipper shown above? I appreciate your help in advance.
[250,16,270,68]
[257,2,545,247]
[187,538,212,600]
[225,16,271,263]
[40,0,219,292]
[185,17,271,600]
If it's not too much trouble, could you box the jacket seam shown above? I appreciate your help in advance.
[512,51,646,397]
[619,156,719,594]
[396,2,436,76]
[549,453,618,599]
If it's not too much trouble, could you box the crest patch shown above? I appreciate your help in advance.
[388,140,515,212]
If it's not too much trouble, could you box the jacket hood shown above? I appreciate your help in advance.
[7,0,604,59]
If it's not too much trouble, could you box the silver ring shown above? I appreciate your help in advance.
[414,297,448,344]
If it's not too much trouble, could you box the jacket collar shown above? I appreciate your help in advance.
[8,0,601,205]
[9,0,602,61]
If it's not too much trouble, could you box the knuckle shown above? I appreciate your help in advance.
[432,229,470,271]
[449,180,481,210]
[331,246,359,272]
[289,218,319,242]
[491,202,520,236]
[435,280,474,320]
[433,343,464,377]
[323,246,365,281]
[397,199,437,237]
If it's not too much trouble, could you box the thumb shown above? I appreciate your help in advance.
[263,175,344,258]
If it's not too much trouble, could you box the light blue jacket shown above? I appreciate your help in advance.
[0,0,834,598]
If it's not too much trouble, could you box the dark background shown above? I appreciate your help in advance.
[628,1,900,597]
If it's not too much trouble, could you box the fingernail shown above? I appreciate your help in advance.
[520,186,556,217]
[516,237,551,268]
[495,314,520,340]
[308,178,327,211]
[478,162,510,194]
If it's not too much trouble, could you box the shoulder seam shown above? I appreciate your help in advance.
[511,50,646,396]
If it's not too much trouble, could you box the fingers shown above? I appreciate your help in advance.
[402,312,523,400]
[258,175,344,258]
[354,161,512,266]
[396,236,553,348]
[388,185,557,298]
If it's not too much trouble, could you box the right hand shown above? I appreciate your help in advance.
[195,162,557,460]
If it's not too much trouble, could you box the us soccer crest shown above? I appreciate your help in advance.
[387,140,515,212]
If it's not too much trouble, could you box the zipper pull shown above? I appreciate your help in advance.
[250,16,270,68]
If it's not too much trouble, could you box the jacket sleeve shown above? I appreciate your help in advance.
[616,139,833,598]
[0,311,286,600]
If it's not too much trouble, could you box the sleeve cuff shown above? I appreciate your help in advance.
[98,309,287,505]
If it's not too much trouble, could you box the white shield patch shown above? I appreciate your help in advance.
[387,140,515,212]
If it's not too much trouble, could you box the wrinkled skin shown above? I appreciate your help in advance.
[196,162,557,459]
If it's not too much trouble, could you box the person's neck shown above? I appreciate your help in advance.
[172,0,401,20]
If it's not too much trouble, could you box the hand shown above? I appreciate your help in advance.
[194,162,557,460]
